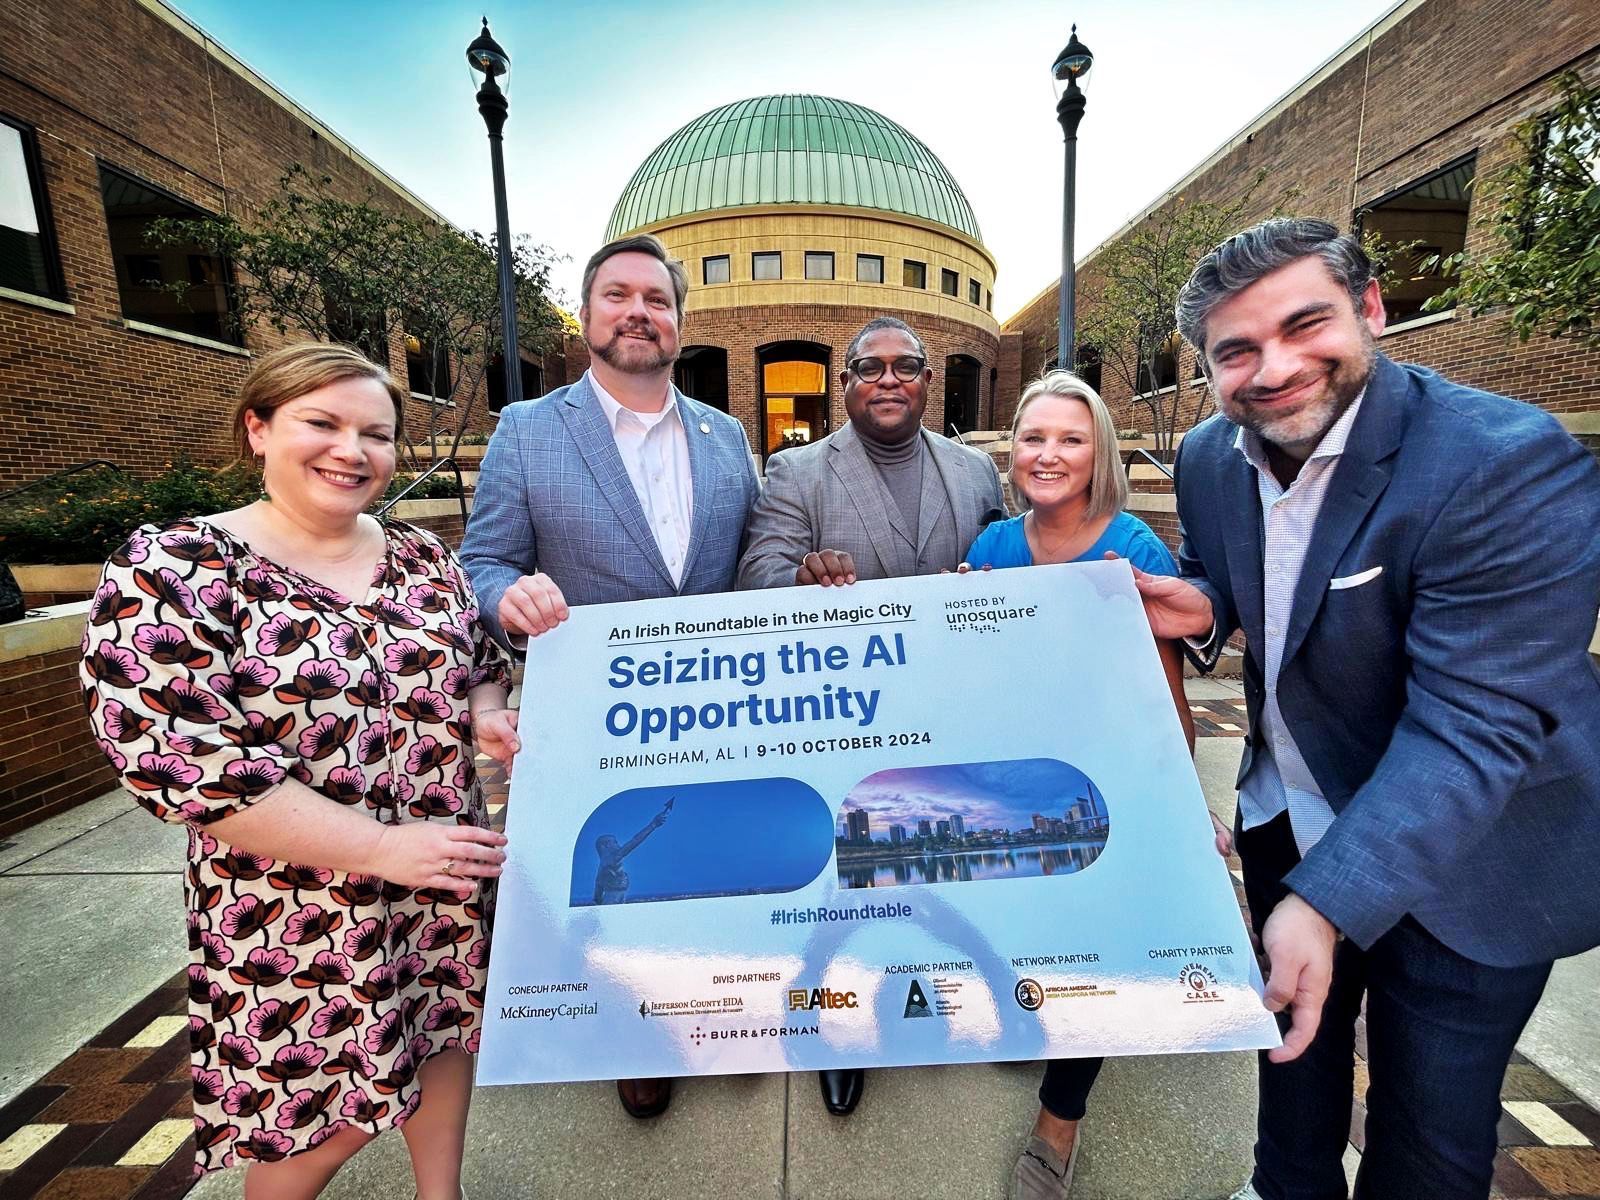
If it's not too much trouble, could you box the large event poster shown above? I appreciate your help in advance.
[477,560,1279,1085]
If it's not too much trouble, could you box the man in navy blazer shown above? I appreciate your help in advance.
[461,233,758,1119]
[1134,218,1600,1200]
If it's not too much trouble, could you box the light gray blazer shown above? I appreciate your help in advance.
[737,422,1007,589]
[461,374,759,647]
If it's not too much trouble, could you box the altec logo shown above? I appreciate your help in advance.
[787,987,858,1011]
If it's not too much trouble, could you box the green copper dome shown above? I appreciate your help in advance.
[605,95,982,242]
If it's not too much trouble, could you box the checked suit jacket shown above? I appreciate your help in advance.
[460,373,759,647]
[735,421,1007,589]
[1176,354,1600,968]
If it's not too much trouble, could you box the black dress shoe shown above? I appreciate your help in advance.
[818,1068,864,1115]
[616,1076,673,1119]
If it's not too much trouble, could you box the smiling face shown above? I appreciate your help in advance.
[842,327,930,445]
[245,377,397,519]
[581,250,681,375]
[1202,255,1385,458]
[1012,393,1097,513]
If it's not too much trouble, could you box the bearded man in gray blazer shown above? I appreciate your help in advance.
[737,316,1005,1119]
[738,317,1007,593]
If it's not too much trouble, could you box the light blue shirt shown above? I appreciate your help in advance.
[1234,392,1365,854]
[966,510,1178,575]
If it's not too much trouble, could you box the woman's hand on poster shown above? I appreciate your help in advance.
[370,822,508,899]
[475,707,520,773]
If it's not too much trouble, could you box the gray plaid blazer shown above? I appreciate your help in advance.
[461,373,759,647]
[737,422,1006,589]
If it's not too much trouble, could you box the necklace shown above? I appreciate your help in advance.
[1026,509,1095,564]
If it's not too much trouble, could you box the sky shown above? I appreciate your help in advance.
[166,0,1400,321]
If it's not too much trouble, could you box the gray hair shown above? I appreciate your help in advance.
[845,316,927,364]
[581,233,689,319]
[1175,217,1373,358]
[1009,370,1128,521]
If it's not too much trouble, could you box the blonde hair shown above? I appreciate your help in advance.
[234,342,407,459]
[1009,370,1128,520]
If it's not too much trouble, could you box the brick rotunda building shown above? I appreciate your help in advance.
[605,95,1000,461]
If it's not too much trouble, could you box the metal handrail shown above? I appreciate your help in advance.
[0,460,125,503]
[377,456,468,525]
[1123,448,1174,480]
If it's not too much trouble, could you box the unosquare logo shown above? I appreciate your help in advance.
[787,987,858,1012]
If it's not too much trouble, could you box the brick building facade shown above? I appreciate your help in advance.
[0,0,542,491]
[997,0,1600,448]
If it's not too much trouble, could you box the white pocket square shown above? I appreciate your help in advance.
[1328,566,1383,591]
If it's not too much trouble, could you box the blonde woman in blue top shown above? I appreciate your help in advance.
[974,371,1215,1200]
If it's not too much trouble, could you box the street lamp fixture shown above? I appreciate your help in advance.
[1052,24,1092,372]
[467,16,523,410]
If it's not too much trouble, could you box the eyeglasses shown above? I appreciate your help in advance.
[848,355,926,383]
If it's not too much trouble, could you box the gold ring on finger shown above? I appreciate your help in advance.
[443,858,456,876]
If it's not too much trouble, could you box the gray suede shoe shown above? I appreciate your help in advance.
[1009,1134,1078,1199]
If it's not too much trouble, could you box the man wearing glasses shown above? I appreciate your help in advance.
[739,316,1005,593]
[737,316,1006,1116]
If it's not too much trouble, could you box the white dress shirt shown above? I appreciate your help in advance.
[1234,391,1366,855]
[590,370,694,586]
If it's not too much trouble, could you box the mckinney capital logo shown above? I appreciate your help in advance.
[903,979,932,1018]
[787,986,858,1012]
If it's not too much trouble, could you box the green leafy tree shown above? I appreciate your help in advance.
[1053,171,1290,461]
[150,165,563,462]
[1423,72,1600,347]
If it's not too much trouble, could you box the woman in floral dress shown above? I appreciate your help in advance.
[81,343,519,1199]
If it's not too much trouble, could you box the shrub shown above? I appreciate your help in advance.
[0,463,261,564]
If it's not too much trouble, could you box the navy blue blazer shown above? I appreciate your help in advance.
[1176,355,1600,967]
[460,375,759,648]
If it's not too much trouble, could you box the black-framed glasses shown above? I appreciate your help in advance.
[849,355,926,382]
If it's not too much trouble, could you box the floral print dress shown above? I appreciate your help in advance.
[80,518,510,1175]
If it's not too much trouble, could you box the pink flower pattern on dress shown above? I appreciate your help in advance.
[80,519,508,1175]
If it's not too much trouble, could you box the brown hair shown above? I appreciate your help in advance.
[580,233,689,319]
[234,342,406,459]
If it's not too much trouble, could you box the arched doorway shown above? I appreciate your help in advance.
[944,354,980,438]
[674,345,729,413]
[757,341,831,460]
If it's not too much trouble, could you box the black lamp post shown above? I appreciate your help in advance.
[467,17,522,409]
[1052,24,1093,372]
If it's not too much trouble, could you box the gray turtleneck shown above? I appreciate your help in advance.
[860,428,924,543]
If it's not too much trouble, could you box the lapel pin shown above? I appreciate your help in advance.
[699,421,710,434]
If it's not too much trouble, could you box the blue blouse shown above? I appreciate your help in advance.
[966,510,1177,576]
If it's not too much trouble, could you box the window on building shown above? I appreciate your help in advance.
[404,319,452,400]
[903,259,926,289]
[968,279,981,305]
[1075,344,1103,394]
[0,116,65,300]
[804,251,834,280]
[703,254,730,285]
[1357,156,1474,324]
[752,251,782,281]
[325,300,389,366]
[1135,338,1178,395]
[856,254,884,283]
[985,289,993,312]
[99,163,237,342]
[940,268,959,297]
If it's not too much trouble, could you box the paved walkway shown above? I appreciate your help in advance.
[2,678,1598,1198]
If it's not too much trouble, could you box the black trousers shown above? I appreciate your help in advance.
[1239,811,1551,1200]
